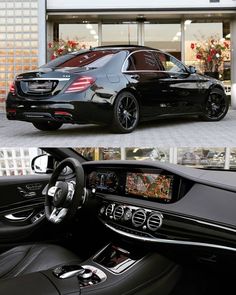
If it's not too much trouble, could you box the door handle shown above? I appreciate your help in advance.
[5,213,32,221]
[130,74,140,80]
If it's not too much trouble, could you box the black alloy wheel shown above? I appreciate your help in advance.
[112,91,139,133]
[32,121,63,131]
[201,88,229,121]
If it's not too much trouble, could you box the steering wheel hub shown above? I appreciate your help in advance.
[52,182,68,207]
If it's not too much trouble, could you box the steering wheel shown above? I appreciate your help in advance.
[45,158,85,224]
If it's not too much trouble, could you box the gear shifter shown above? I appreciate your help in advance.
[53,265,85,279]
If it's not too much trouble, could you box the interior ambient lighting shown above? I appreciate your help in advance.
[176,32,181,37]
[94,35,99,40]
[172,36,178,41]
[184,19,192,25]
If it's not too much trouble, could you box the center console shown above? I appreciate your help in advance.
[0,243,181,295]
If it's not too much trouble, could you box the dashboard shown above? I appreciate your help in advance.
[86,167,185,203]
[82,160,236,254]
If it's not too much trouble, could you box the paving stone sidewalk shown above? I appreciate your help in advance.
[0,110,235,147]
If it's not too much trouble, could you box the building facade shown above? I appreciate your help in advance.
[0,0,235,110]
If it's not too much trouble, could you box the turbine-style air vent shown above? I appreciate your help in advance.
[132,209,146,227]
[113,205,124,220]
[105,204,114,217]
[147,213,163,231]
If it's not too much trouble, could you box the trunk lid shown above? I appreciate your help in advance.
[15,67,91,98]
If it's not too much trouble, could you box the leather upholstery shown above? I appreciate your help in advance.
[0,244,80,279]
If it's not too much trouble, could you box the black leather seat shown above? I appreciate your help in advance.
[0,244,80,280]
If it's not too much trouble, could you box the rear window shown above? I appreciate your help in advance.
[42,50,116,69]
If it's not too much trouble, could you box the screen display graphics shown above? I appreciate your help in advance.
[125,173,173,201]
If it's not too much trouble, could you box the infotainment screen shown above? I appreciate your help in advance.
[125,173,174,201]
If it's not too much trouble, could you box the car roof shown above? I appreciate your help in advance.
[69,45,162,56]
[93,45,161,52]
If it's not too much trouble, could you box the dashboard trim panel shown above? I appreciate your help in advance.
[103,222,236,253]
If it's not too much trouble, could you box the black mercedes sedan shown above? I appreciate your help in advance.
[6,45,228,133]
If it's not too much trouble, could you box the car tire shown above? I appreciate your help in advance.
[111,91,139,133]
[200,88,229,121]
[32,121,63,131]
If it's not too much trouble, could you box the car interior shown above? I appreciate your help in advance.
[0,148,236,295]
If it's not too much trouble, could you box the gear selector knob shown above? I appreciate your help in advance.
[53,265,85,279]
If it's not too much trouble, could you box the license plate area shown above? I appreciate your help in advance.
[28,81,53,92]
[20,80,58,96]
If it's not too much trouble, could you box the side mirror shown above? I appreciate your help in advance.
[188,65,197,74]
[31,154,54,174]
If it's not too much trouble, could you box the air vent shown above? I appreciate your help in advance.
[147,213,163,231]
[105,204,114,217]
[132,209,146,227]
[113,205,124,220]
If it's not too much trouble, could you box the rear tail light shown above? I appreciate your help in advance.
[64,76,95,94]
[9,82,16,95]
[54,111,72,116]
[7,108,16,114]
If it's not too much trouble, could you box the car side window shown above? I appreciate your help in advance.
[126,51,159,71]
[155,52,186,73]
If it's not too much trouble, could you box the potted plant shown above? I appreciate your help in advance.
[190,36,230,79]
[48,39,88,60]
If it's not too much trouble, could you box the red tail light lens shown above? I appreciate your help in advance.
[65,76,95,94]
[9,82,16,95]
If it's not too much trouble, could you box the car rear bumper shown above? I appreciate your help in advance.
[6,95,113,125]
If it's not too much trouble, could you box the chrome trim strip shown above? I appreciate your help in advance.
[104,222,236,252]
[5,212,33,221]
[17,78,70,82]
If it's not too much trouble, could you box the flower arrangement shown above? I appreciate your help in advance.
[48,40,88,60]
[190,36,230,73]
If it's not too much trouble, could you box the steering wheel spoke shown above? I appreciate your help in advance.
[48,186,58,197]
[49,208,68,224]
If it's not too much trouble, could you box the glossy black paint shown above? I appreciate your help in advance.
[6,45,227,130]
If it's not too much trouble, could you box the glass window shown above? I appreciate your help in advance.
[59,24,99,48]
[44,50,117,69]
[155,52,186,72]
[102,23,138,46]
[73,148,95,161]
[99,148,121,160]
[126,51,158,71]
[0,148,42,176]
[125,148,169,162]
[144,23,181,58]
[177,148,225,169]
[230,148,236,170]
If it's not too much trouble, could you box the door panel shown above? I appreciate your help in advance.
[154,52,202,114]
[0,174,50,246]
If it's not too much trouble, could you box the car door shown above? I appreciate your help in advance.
[123,50,166,118]
[153,51,202,114]
[0,150,52,251]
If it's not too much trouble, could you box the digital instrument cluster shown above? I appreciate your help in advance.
[88,171,119,193]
